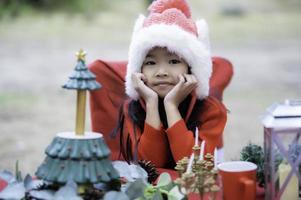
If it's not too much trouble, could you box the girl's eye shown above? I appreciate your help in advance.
[169,59,181,64]
[144,61,156,65]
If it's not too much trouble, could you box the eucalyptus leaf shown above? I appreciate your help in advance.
[152,190,164,200]
[24,174,32,191]
[144,185,157,198]
[103,191,129,200]
[125,178,147,199]
[0,182,25,199]
[158,183,175,193]
[113,161,148,182]
[129,164,148,181]
[29,190,55,200]
[54,180,82,200]
[167,186,185,200]
[113,161,133,182]
[0,170,16,184]
[156,173,171,187]
[24,174,45,191]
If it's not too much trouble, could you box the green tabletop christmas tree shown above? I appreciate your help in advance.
[35,50,120,194]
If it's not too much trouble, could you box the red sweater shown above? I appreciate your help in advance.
[121,94,227,168]
[89,58,231,167]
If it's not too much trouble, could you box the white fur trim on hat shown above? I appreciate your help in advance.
[196,19,211,52]
[125,17,212,100]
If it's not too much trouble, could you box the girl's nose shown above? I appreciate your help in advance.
[155,67,168,77]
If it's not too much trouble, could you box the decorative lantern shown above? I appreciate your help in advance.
[262,100,301,199]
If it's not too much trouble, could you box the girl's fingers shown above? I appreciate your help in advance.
[183,74,192,83]
[132,73,145,84]
[132,72,143,80]
[131,73,157,101]
[180,75,196,96]
[140,74,146,81]
[183,74,197,87]
[178,74,186,85]
[132,73,146,92]
[190,75,198,88]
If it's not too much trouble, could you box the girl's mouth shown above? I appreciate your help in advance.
[154,81,173,86]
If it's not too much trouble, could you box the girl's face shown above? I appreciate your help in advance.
[142,47,189,98]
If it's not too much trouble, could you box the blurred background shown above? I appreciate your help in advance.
[0,0,300,174]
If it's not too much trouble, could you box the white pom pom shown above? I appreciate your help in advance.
[196,19,211,52]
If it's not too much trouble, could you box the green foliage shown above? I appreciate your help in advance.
[288,143,301,173]
[102,173,184,200]
[144,173,184,200]
[15,161,22,182]
[288,143,301,162]
[240,142,283,187]
[240,143,265,187]
[0,0,108,18]
[127,173,184,200]
[240,143,265,186]
[125,179,147,199]
[156,173,172,188]
[0,170,83,199]
[1,162,184,199]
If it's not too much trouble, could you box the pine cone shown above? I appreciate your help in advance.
[82,187,105,200]
[138,160,159,183]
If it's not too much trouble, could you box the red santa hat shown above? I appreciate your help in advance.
[125,0,212,100]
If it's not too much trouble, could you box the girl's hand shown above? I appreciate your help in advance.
[132,72,158,104]
[164,74,198,107]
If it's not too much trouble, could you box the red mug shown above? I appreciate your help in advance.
[217,161,257,200]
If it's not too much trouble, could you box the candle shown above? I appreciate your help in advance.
[279,162,298,200]
[214,148,217,169]
[195,128,199,146]
[199,141,205,160]
[186,153,195,173]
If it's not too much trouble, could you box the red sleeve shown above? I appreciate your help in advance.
[137,123,170,168]
[166,119,195,162]
[166,97,227,162]
[123,101,170,167]
[198,97,227,154]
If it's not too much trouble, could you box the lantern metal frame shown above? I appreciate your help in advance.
[264,127,301,199]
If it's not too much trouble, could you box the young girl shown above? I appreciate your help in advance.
[114,0,227,168]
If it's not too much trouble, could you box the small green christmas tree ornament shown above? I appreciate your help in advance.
[35,50,119,194]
